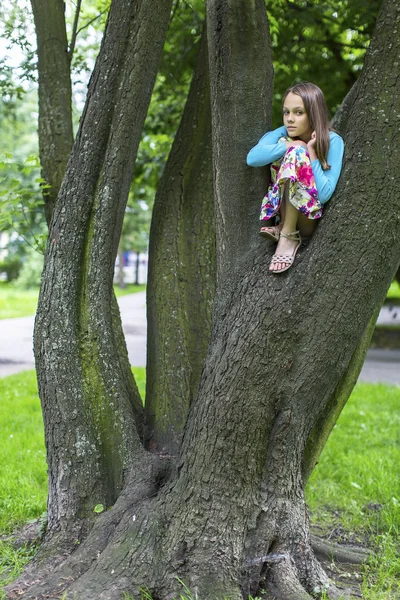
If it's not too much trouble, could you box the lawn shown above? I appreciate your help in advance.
[0,371,399,598]
[0,282,146,319]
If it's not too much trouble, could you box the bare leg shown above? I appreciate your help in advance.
[269,182,315,272]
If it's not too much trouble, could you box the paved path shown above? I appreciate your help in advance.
[0,293,399,384]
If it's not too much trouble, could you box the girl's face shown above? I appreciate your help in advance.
[283,92,313,142]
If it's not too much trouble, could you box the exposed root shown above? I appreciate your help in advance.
[311,534,372,565]
[264,554,314,600]
[4,453,172,600]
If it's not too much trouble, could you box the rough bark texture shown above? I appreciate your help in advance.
[33,0,173,550]
[206,0,273,285]
[30,0,74,225]
[8,1,400,599]
[145,29,216,454]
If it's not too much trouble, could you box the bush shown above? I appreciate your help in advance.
[13,248,44,289]
[0,255,23,281]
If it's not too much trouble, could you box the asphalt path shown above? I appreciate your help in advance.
[0,292,399,385]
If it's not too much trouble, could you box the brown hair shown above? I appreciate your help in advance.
[283,82,331,170]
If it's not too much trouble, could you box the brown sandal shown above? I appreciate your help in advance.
[269,231,302,273]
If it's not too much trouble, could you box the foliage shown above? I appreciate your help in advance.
[12,246,44,289]
[0,154,47,255]
[266,0,383,125]
[0,0,36,106]
[0,255,23,282]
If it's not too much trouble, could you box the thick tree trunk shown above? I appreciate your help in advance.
[8,1,400,599]
[33,0,173,551]
[206,0,273,285]
[145,29,216,454]
[30,0,74,225]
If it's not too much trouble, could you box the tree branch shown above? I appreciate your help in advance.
[73,8,110,49]
[68,0,82,61]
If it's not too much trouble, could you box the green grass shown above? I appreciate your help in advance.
[0,371,47,534]
[114,284,146,298]
[387,280,400,300]
[0,374,399,597]
[0,283,39,319]
[306,382,400,599]
[0,282,146,319]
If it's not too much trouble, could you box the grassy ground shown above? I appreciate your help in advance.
[306,383,400,599]
[0,374,399,598]
[0,282,146,319]
[0,284,39,319]
[386,280,400,300]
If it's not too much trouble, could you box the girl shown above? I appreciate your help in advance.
[246,82,344,273]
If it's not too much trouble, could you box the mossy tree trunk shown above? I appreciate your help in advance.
[30,0,75,225]
[32,0,173,552]
[145,29,216,454]
[7,0,400,599]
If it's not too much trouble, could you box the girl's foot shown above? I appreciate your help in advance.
[269,231,301,273]
[259,224,282,242]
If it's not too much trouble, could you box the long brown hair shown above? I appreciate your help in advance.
[283,82,331,170]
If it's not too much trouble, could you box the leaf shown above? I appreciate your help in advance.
[93,503,104,513]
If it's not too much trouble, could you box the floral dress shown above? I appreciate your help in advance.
[260,137,323,221]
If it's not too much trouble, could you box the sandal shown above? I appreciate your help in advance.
[269,230,302,274]
[259,224,281,242]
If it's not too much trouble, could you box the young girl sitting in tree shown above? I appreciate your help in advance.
[246,82,344,273]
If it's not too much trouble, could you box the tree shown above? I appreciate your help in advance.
[6,0,400,599]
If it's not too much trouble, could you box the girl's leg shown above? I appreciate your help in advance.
[269,182,315,272]
[297,212,317,237]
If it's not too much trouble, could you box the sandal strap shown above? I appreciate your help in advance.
[270,254,296,265]
[260,225,280,234]
[280,230,301,241]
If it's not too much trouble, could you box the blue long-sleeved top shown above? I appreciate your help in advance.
[246,125,344,204]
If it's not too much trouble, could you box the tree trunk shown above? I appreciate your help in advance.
[33,0,173,552]
[116,245,125,288]
[206,0,273,286]
[8,0,400,599]
[145,28,216,454]
[30,0,74,225]
[135,252,140,285]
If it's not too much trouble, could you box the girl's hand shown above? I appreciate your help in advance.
[307,131,317,152]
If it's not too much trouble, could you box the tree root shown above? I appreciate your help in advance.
[311,534,372,565]
[264,554,315,600]
[4,452,171,600]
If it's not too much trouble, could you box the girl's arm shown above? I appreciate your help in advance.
[311,133,344,204]
[246,126,288,167]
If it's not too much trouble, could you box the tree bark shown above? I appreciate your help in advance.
[206,0,273,286]
[33,0,173,551]
[8,0,400,599]
[145,28,216,454]
[30,0,74,225]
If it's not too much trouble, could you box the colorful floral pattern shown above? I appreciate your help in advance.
[260,138,323,221]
